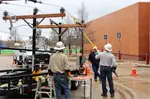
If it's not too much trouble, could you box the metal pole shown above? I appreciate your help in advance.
[32,9,37,72]
[105,40,107,44]
[69,36,71,55]
[146,52,149,64]
[118,38,121,60]
[58,23,62,41]
[81,28,84,55]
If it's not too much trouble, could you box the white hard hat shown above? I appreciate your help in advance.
[104,43,112,52]
[54,41,65,50]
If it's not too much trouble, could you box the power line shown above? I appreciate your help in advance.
[0,9,16,16]
[39,2,62,8]
[36,1,78,22]
[0,30,29,38]
[3,2,35,8]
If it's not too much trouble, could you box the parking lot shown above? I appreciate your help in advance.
[0,56,127,99]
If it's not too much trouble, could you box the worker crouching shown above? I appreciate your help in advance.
[48,41,71,99]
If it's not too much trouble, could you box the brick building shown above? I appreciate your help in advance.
[84,2,150,60]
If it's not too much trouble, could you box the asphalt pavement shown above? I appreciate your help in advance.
[0,56,127,99]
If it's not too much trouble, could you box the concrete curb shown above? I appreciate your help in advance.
[116,60,124,62]
[114,81,139,99]
[137,64,150,68]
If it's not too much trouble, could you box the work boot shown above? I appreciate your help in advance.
[111,94,115,97]
[94,79,97,82]
[101,93,107,97]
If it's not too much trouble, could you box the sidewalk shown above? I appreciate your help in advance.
[68,57,150,99]
[114,60,150,99]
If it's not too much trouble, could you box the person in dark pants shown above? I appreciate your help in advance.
[48,41,71,99]
[95,43,117,97]
[88,46,101,81]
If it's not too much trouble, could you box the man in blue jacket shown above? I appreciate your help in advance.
[88,46,101,81]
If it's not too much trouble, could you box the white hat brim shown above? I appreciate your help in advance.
[104,45,112,52]
[54,46,65,50]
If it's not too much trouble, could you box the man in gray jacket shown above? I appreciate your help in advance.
[95,43,117,97]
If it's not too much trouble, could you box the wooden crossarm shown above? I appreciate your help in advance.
[3,13,66,20]
[37,24,86,28]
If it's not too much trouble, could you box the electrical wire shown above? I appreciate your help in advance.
[0,30,29,38]
[37,2,95,47]
[2,1,93,46]
[0,8,16,16]
[38,1,62,8]
[3,2,35,8]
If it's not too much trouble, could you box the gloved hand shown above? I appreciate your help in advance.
[95,50,100,55]
[111,66,117,72]
[48,69,53,76]
[65,70,71,77]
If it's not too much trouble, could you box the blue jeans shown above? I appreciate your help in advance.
[92,64,101,80]
[53,73,71,99]
[100,66,114,94]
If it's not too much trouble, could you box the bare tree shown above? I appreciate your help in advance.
[62,15,75,54]
[77,3,96,51]
[77,2,88,23]
[7,28,22,47]
[49,29,58,46]
[77,2,89,52]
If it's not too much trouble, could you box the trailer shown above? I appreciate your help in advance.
[0,66,80,96]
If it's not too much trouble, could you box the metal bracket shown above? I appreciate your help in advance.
[23,19,33,29]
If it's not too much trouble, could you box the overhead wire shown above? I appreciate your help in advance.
[0,30,29,38]
[1,1,94,46]
[36,1,95,47]
[2,2,35,8]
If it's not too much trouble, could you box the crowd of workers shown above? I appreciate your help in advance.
[48,41,117,99]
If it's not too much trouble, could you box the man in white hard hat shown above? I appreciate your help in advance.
[88,46,101,81]
[48,41,71,99]
[95,43,117,97]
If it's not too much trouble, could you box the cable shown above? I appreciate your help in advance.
[29,1,93,47]
[3,2,35,8]
[38,1,62,8]
[0,9,16,16]
[0,30,29,38]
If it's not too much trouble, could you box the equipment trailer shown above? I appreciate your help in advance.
[0,66,80,96]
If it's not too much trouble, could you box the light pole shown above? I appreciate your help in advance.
[104,34,108,44]
[117,33,121,60]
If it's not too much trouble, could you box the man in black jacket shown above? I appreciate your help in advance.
[88,46,101,81]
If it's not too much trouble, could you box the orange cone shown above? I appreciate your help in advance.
[131,63,137,76]
[12,60,14,64]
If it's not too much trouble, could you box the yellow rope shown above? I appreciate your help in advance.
[72,17,95,47]
[83,32,95,47]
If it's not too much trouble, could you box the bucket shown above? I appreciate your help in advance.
[81,84,90,97]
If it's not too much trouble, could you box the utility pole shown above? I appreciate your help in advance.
[32,8,38,72]
[81,28,84,54]
[81,20,84,55]
[2,8,66,72]
[58,23,62,41]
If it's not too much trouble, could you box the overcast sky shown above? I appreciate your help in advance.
[0,0,150,40]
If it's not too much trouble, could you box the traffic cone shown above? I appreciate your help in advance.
[131,63,137,76]
[12,60,14,64]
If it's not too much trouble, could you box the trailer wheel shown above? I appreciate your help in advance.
[16,61,22,65]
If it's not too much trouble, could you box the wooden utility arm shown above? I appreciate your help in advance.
[37,24,86,28]
[3,13,66,20]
